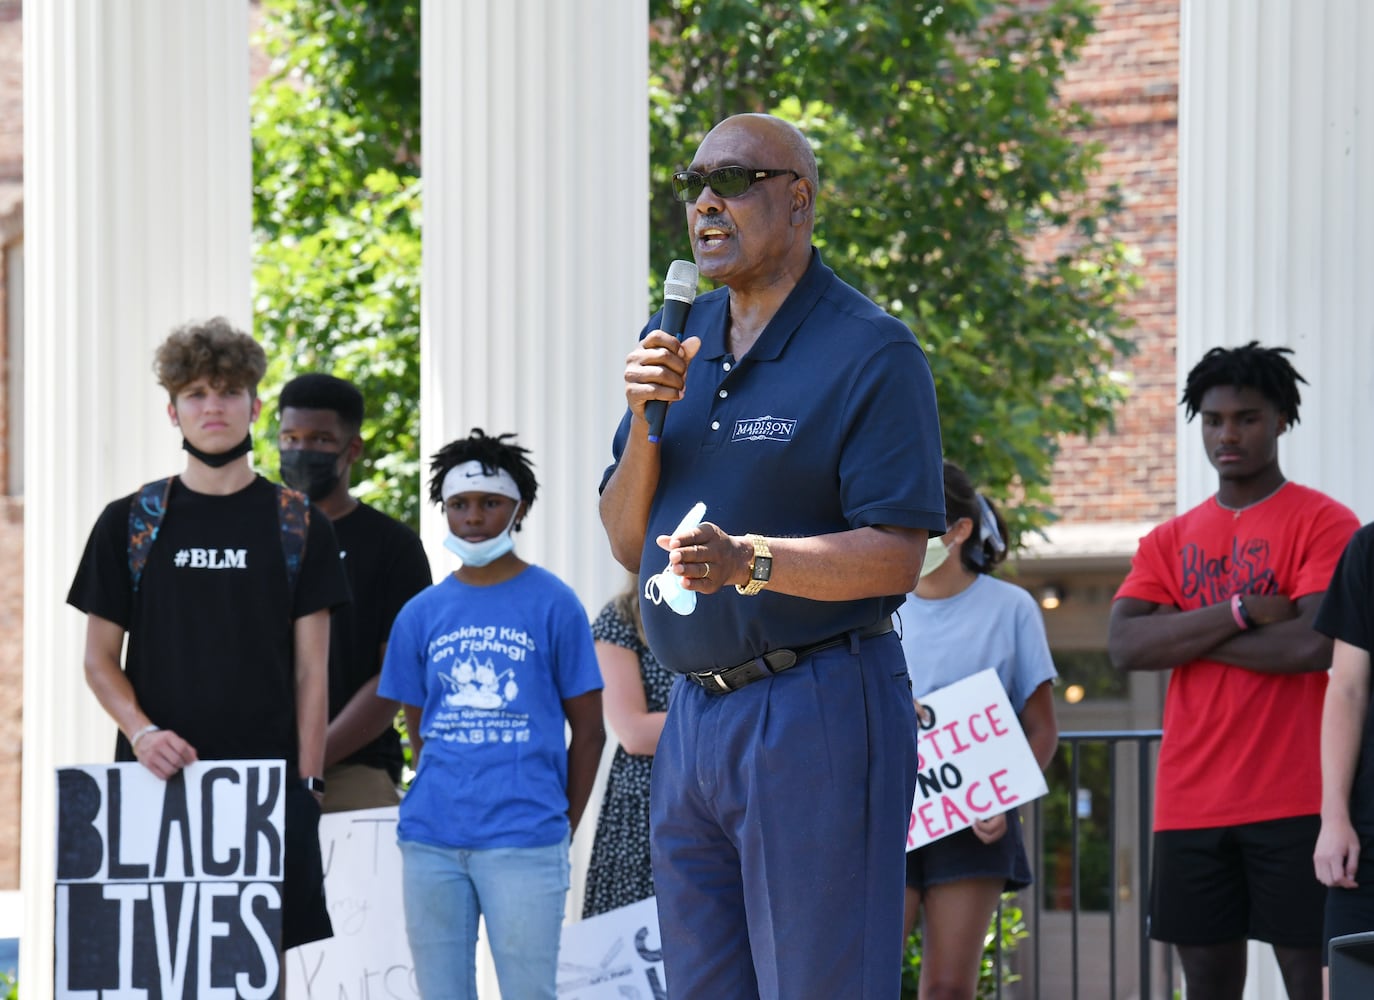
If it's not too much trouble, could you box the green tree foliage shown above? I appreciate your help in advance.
[650,0,1138,539]
[902,895,1028,998]
[251,0,422,527]
[251,1,1135,537]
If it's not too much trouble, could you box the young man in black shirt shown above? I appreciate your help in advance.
[68,318,351,950]
[277,373,432,812]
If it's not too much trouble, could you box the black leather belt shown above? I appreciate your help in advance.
[684,616,895,695]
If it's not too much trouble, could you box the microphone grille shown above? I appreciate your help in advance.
[664,259,699,303]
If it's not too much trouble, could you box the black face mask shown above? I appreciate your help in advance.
[279,449,344,501]
[182,433,252,468]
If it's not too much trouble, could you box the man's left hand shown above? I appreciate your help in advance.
[657,521,748,594]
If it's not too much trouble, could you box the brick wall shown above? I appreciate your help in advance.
[0,0,18,496]
[1048,0,1180,525]
[0,498,17,888]
[0,0,18,188]
[0,0,20,892]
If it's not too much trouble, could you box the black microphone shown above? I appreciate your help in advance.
[645,259,700,444]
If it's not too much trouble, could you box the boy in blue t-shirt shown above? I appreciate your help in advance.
[379,428,604,1000]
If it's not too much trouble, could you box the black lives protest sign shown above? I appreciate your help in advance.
[55,761,285,999]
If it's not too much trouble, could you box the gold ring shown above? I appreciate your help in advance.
[702,562,711,579]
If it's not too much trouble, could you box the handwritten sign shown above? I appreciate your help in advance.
[287,811,664,1000]
[285,807,418,999]
[906,669,1047,851]
[55,760,285,999]
[557,896,666,1000]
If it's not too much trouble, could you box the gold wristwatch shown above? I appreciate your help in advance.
[735,534,773,596]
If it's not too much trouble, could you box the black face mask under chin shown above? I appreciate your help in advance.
[182,433,253,468]
[279,449,344,501]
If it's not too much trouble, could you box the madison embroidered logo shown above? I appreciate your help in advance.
[732,416,797,443]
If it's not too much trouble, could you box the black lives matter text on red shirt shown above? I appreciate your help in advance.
[55,761,285,999]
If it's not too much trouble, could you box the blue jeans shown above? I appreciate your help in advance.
[399,836,570,1000]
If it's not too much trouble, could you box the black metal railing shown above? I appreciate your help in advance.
[982,729,1177,999]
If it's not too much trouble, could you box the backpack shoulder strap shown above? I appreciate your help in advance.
[275,484,310,595]
[128,477,176,593]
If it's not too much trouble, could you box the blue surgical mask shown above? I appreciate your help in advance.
[443,506,520,567]
[642,500,708,616]
[644,566,697,616]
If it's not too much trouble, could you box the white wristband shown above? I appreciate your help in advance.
[130,723,160,753]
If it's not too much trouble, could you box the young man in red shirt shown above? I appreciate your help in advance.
[1109,342,1359,1000]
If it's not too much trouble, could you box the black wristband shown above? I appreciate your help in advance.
[302,776,326,795]
[1235,594,1258,630]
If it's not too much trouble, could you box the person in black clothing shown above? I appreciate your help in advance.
[1314,523,1374,999]
[277,373,432,811]
[68,318,351,950]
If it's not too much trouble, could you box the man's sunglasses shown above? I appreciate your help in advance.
[671,166,801,203]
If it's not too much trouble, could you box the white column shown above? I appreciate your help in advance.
[1178,0,1374,521]
[421,0,649,606]
[1179,1,1373,995]
[21,1,250,991]
[421,0,649,987]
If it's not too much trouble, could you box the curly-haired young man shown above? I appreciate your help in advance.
[68,317,351,951]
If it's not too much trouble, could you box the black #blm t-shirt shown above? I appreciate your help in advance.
[68,476,350,765]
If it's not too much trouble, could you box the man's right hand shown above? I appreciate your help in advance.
[134,728,199,780]
[624,331,701,422]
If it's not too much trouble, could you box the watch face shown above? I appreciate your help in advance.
[753,555,773,581]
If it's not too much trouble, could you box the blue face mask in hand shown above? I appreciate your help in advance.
[644,566,697,616]
[642,501,708,616]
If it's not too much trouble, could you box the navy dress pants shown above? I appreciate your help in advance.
[649,630,919,1000]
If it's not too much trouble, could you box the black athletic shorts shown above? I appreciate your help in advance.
[1149,815,1323,948]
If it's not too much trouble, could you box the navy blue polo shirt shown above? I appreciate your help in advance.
[603,249,945,674]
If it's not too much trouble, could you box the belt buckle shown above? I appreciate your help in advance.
[686,667,735,694]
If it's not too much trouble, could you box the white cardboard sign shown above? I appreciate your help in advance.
[280,807,670,994]
[906,669,1048,851]
[54,760,286,999]
[286,808,666,999]
[284,807,418,999]
[557,896,666,1000]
